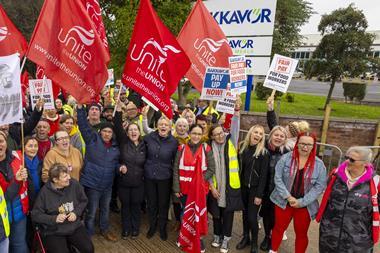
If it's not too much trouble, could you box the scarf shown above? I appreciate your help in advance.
[316,162,379,244]
[25,155,41,193]
[212,141,226,208]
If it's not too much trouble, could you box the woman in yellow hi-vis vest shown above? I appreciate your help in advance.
[207,108,243,253]
[0,186,10,253]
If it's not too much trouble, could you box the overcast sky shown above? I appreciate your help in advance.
[300,0,380,34]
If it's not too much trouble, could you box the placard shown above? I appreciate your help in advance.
[229,56,247,94]
[200,67,229,101]
[263,54,298,93]
[29,79,55,110]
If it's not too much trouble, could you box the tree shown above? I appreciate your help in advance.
[308,4,374,109]
[272,0,313,56]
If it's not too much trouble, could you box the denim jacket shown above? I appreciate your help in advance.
[270,152,327,219]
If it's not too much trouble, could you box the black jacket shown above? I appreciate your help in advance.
[114,111,147,187]
[239,145,270,198]
[319,171,379,253]
[31,179,87,236]
[266,110,278,131]
[9,107,43,148]
[143,131,178,180]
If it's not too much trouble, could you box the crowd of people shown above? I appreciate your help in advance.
[0,88,378,253]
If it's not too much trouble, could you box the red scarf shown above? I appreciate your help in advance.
[316,163,379,244]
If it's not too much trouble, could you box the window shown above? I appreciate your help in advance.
[300,52,305,59]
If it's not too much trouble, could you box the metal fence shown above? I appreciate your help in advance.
[238,130,380,173]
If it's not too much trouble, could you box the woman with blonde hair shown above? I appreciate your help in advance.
[172,118,190,145]
[237,125,269,253]
[181,109,196,126]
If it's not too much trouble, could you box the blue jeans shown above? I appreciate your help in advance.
[84,187,112,235]
[10,217,28,253]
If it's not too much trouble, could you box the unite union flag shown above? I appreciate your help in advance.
[177,0,232,91]
[121,0,190,119]
[0,4,28,57]
[26,0,110,104]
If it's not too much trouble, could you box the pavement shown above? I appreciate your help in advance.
[287,79,380,102]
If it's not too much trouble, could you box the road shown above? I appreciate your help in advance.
[287,79,380,102]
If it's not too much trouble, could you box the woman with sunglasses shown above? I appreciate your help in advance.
[317,146,379,252]
[269,132,326,253]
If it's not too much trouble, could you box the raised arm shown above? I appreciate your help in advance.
[76,104,96,144]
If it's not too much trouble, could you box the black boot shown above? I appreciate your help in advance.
[250,241,258,253]
[146,225,157,239]
[236,234,250,250]
[260,236,271,251]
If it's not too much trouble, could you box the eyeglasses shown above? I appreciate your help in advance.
[56,136,70,142]
[298,143,314,148]
[213,132,225,137]
[344,156,365,163]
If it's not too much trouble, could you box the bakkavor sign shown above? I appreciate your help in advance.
[204,0,277,75]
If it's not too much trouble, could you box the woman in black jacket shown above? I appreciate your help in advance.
[114,102,146,240]
[144,117,178,241]
[259,126,289,251]
[236,125,269,253]
[31,163,93,253]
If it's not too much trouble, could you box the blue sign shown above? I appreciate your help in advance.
[201,67,230,101]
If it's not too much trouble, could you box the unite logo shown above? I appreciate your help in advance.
[0,27,8,42]
[58,26,95,70]
[85,0,101,21]
[85,1,109,48]
[193,38,229,66]
[211,8,272,25]
[130,38,180,89]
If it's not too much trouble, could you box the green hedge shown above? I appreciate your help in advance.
[342,82,367,102]
[255,82,284,100]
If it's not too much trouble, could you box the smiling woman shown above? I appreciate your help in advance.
[42,130,83,183]
[317,146,379,253]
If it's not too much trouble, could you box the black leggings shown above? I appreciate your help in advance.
[260,197,275,238]
[119,184,144,233]
[43,225,94,253]
[241,186,261,245]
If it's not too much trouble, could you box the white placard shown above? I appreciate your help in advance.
[29,79,55,110]
[263,54,299,93]
[229,56,247,94]
[105,69,114,86]
[0,53,22,124]
[216,91,236,114]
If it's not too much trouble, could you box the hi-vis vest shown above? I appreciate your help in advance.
[212,140,241,190]
[0,187,9,237]
[0,151,29,220]
[195,106,220,119]
[178,143,210,195]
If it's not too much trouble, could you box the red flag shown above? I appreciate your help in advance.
[81,0,109,56]
[178,158,208,253]
[177,0,232,91]
[121,0,190,119]
[0,5,28,57]
[26,0,110,104]
[20,71,29,107]
[35,65,60,99]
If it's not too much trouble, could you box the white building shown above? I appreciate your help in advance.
[291,30,380,68]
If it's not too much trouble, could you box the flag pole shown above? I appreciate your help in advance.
[113,84,123,117]
[20,56,27,74]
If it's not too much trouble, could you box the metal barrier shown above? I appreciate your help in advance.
[238,130,343,172]
[316,142,343,172]
[358,146,380,173]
